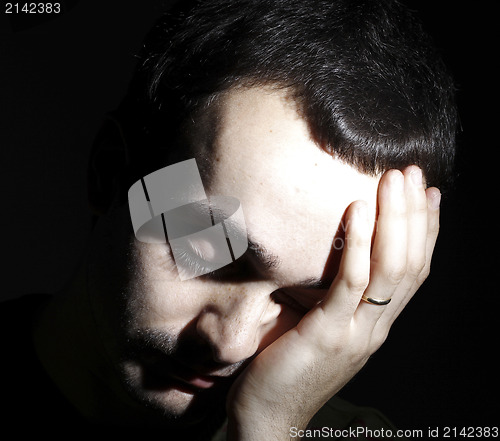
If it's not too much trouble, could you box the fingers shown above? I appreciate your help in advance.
[312,165,441,343]
[424,186,441,274]
[386,185,441,320]
[377,166,429,320]
[358,169,408,322]
[317,200,372,326]
[357,166,440,332]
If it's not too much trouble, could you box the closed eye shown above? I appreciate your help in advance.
[272,288,327,314]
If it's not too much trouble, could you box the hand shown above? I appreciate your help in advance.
[226,166,441,440]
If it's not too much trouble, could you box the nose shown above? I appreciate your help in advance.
[196,283,282,365]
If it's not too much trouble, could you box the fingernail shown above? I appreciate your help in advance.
[429,191,441,210]
[410,168,423,186]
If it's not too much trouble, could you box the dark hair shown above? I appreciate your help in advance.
[121,0,457,190]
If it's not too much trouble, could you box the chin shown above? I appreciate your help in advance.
[133,386,201,421]
[119,360,228,426]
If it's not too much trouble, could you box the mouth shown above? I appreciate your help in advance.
[137,351,233,393]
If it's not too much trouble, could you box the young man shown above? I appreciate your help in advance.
[2,0,456,438]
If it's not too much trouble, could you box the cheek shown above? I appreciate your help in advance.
[124,242,202,330]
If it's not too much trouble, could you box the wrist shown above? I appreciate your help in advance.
[226,405,310,441]
[226,418,301,441]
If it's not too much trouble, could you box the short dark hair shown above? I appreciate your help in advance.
[120,0,457,190]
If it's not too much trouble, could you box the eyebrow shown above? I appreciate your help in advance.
[246,238,332,290]
[294,276,332,290]
[247,238,281,270]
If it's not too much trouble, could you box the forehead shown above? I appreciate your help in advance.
[192,86,380,285]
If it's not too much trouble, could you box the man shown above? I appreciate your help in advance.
[2,0,456,439]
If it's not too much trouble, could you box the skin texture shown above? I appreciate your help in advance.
[34,86,441,439]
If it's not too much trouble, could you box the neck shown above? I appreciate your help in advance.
[33,260,133,424]
[33,259,227,437]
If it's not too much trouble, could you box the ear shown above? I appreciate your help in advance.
[87,115,130,216]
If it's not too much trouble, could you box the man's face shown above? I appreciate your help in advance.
[89,87,380,424]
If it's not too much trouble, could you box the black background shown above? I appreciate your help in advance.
[0,0,497,433]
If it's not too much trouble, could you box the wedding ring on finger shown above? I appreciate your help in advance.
[361,295,392,306]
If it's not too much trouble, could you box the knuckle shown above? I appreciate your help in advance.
[416,264,431,285]
[393,204,408,219]
[337,266,369,293]
[370,329,389,352]
[345,274,370,293]
[349,340,372,365]
[346,231,371,249]
[429,218,440,236]
[407,258,426,278]
[414,203,428,216]
[385,264,406,285]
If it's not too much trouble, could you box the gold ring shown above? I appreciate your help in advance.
[361,295,392,306]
